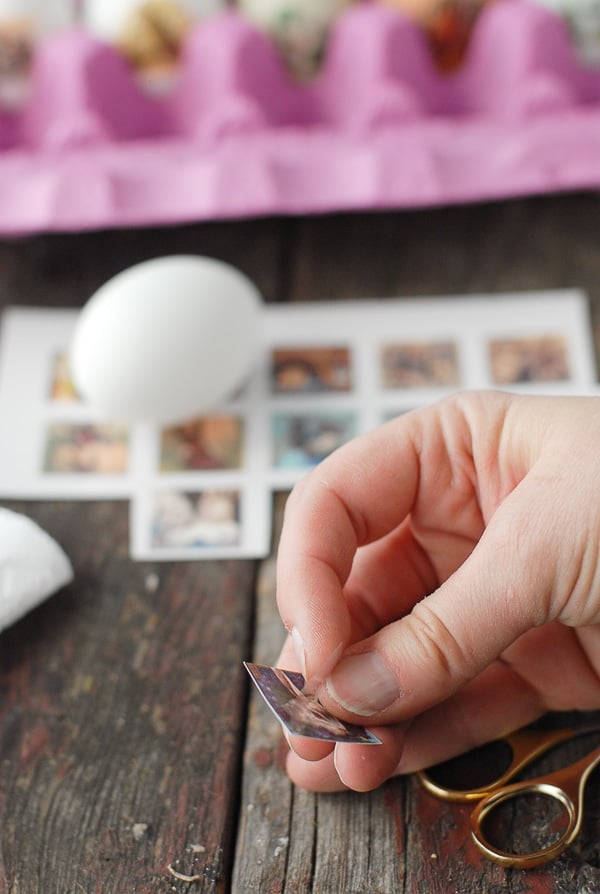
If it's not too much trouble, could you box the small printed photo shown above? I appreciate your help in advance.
[43,423,129,474]
[488,336,571,384]
[48,353,80,403]
[271,346,353,394]
[272,412,356,469]
[151,488,241,549]
[159,415,243,472]
[380,341,460,389]
[244,662,381,744]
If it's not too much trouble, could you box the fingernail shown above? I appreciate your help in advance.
[291,629,345,695]
[326,653,400,717]
[308,641,344,689]
[291,627,306,678]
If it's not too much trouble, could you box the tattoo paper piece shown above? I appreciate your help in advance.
[244,661,382,745]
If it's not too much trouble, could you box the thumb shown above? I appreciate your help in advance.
[320,490,559,723]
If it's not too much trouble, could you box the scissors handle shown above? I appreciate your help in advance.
[419,726,576,802]
[470,746,600,869]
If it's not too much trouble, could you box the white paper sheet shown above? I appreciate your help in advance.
[0,289,596,560]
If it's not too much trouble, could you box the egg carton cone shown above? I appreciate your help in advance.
[1,0,600,234]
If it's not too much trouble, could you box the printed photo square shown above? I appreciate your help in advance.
[48,352,80,404]
[488,335,571,384]
[42,423,129,475]
[380,341,460,389]
[151,488,242,549]
[271,411,357,469]
[270,346,353,394]
[244,662,381,744]
[159,415,244,472]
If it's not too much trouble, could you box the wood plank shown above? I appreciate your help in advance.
[231,495,298,894]
[233,494,406,892]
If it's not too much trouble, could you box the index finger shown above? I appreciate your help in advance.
[276,407,426,683]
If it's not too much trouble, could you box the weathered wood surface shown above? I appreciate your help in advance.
[0,193,599,892]
[233,493,410,894]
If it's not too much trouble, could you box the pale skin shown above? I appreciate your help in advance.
[275,391,600,792]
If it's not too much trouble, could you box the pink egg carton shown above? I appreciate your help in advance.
[1,0,600,235]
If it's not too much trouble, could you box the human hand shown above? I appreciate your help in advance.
[275,391,600,792]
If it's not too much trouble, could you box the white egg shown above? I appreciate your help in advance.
[80,0,137,42]
[69,256,263,425]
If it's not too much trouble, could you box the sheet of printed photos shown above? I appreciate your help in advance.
[0,290,596,560]
[258,290,598,491]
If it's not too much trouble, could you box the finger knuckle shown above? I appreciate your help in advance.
[407,599,474,689]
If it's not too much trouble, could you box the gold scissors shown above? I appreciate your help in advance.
[418,724,600,869]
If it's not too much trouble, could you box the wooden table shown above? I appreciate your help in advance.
[0,194,599,893]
